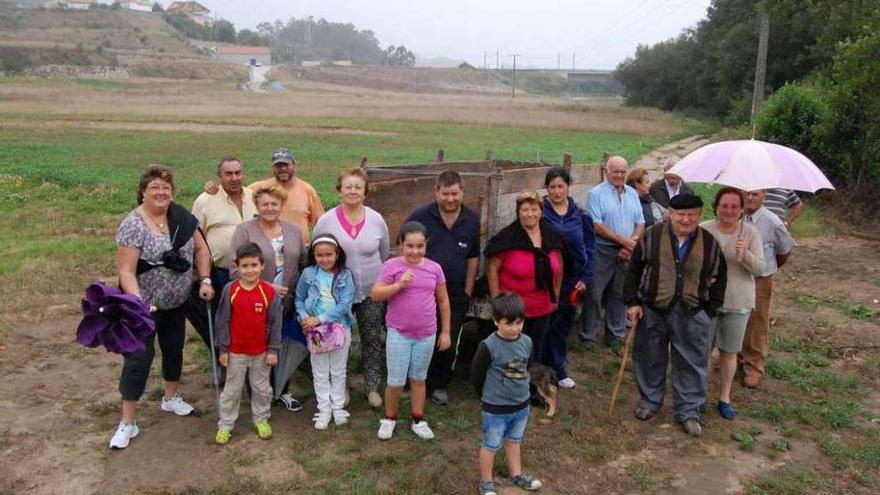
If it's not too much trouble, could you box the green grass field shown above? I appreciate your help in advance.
[0,121,664,330]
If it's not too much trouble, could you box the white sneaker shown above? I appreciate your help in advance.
[558,377,576,389]
[332,409,350,426]
[377,418,396,440]
[313,411,332,430]
[160,393,194,416]
[109,421,139,449]
[410,420,435,440]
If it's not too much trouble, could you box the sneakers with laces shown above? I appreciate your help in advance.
[410,420,435,440]
[431,389,449,406]
[558,377,576,389]
[276,393,303,412]
[215,428,232,445]
[160,393,194,416]
[479,480,498,495]
[109,421,139,449]
[509,473,543,491]
[254,420,272,439]
[377,418,396,440]
[313,411,332,430]
[332,409,350,426]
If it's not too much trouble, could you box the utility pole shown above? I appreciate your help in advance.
[496,50,500,70]
[750,11,770,138]
[571,52,576,70]
[509,54,521,98]
[557,53,561,70]
[484,51,487,70]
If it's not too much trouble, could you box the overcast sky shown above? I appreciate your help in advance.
[202,0,712,70]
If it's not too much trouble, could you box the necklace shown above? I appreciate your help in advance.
[142,207,168,234]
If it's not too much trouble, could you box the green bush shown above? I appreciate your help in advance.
[756,82,829,163]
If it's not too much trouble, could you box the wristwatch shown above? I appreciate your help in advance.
[200,277,212,285]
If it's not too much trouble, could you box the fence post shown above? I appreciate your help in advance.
[563,153,572,169]
[360,156,369,169]
[436,149,445,163]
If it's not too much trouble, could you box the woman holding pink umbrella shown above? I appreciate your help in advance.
[700,187,764,420]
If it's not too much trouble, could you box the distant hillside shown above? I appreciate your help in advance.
[0,4,246,79]
[273,65,511,95]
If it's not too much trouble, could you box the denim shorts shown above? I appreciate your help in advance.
[480,406,530,451]
[385,327,436,387]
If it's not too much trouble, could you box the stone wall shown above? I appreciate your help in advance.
[20,65,130,79]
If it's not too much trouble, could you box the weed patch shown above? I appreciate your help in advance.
[746,467,831,495]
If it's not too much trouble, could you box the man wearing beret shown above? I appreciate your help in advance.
[623,194,727,437]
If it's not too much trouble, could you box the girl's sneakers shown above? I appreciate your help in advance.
[332,409,350,426]
[109,421,139,450]
[215,428,232,445]
[254,420,273,439]
[377,418,396,440]
[313,411,332,430]
[410,420,435,440]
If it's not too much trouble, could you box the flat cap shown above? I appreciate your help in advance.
[669,194,703,209]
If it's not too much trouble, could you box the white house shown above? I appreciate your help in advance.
[45,0,97,9]
[121,0,153,12]
[166,1,212,26]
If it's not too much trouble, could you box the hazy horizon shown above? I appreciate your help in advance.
[196,0,713,70]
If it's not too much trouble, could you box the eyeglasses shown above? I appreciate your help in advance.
[146,184,173,192]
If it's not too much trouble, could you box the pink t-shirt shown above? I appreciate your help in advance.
[379,257,446,339]
[497,249,562,318]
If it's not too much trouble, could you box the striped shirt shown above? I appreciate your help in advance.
[763,188,802,225]
[585,181,645,247]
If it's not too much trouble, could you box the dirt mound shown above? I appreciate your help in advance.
[274,65,512,95]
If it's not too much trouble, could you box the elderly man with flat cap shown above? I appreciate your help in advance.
[623,194,727,437]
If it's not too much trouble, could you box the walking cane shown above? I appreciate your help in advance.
[608,309,641,417]
[206,300,221,410]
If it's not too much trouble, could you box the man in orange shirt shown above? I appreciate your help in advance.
[248,148,324,241]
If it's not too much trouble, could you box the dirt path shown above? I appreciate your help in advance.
[633,134,711,178]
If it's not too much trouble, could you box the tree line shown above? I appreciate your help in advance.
[162,11,415,66]
[613,0,880,189]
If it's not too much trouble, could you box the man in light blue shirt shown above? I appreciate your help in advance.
[581,156,645,348]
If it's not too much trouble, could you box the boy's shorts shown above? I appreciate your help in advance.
[480,406,530,451]
[386,327,436,387]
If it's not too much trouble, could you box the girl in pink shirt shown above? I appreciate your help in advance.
[371,222,451,441]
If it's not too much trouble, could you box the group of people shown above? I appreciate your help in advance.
[107,148,798,494]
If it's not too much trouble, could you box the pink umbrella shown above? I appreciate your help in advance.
[667,139,835,192]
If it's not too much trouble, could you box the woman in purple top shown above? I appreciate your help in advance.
[313,167,390,408]
[371,222,451,441]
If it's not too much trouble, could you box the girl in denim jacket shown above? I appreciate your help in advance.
[295,234,356,430]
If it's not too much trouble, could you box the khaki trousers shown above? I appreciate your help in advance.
[740,276,774,378]
[218,352,273,429]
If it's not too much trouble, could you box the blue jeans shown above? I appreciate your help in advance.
[545,299,575,379]
[481,406,530,451]
[386,327,436,387]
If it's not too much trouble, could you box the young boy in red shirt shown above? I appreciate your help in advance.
[214,242,282,444]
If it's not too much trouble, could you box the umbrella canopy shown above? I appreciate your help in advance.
[77,281,155,354]
[667,139,835,192]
